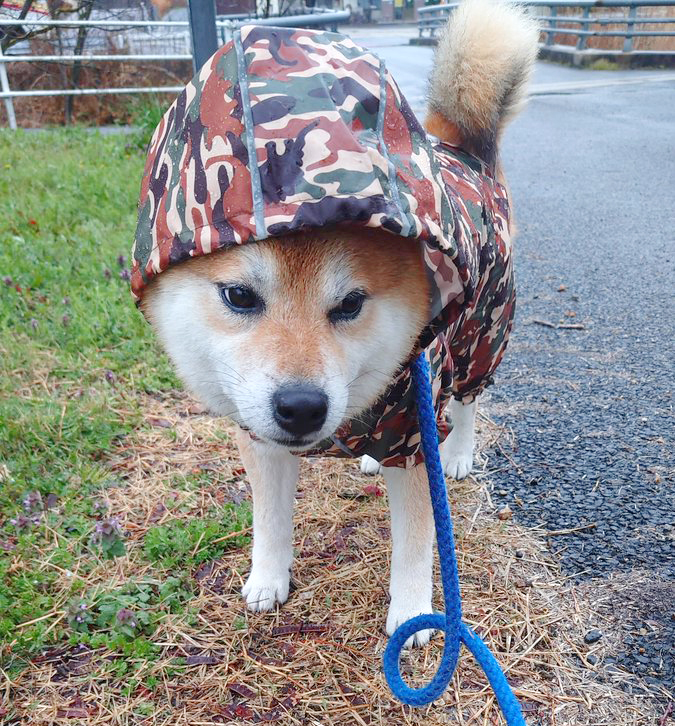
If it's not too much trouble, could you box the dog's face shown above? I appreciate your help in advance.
[142,228,429,450]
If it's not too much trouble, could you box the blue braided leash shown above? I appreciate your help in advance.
[382,353,526,723]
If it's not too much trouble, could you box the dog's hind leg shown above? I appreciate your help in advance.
[441,398,477,480]
[383,463,434,647]
[236,429,298,612]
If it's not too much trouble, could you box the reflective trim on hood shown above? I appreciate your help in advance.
[233,29,267,239]
[131,25,474,333]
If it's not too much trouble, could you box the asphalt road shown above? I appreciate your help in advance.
[350,27,675,698]
[493,79,674,697]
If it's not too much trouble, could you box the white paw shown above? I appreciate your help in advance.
[386,601,435,648]
[441,398,476,479]
[360,455,382,475]
[442,445,473,479]
[242,568,290,612]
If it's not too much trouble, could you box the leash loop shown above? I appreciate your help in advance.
[382,353,526,724]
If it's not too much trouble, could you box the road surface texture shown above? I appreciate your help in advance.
[350,26,675,700]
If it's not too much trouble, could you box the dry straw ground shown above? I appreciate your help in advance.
[4,391,667,725]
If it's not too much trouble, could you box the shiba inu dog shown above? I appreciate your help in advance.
[132,0,538,645]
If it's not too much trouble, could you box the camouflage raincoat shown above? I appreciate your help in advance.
[132,26,515,468]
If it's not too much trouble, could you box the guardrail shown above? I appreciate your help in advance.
[0,9,350,129]
[417,0,675,56]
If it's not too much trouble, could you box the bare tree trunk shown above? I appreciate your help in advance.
[1,0,35,52]
[54,27,71,124]
[65,0,94,124]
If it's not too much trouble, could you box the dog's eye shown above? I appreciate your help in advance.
[329,290,367,323]
[219,285,262,314]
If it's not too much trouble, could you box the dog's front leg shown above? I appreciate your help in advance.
[236,429,298,612]
[382,463,434,647]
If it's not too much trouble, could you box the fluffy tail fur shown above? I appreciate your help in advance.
[425,0,539,164]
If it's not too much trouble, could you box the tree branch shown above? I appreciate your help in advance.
[1,0,35,51]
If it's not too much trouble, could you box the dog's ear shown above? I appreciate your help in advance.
[425,0,539,165]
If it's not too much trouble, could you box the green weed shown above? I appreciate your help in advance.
[587,58,620,71]
[126,94,173,150]
[0,130,186,658]
[144,503,252,569]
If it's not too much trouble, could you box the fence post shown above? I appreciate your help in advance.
[576,6,590,50]
[623,4,637,52]
[546,5,558,46]
[430,6,440,37]
[188,0,218,73]
[0,46,17,130]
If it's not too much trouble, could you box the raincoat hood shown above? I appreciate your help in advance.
[131,25,481,321]
[132,26,515,467]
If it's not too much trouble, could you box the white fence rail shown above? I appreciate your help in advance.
[417,0,675,55]
[0,10,350,129]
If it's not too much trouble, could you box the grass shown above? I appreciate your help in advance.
[0,129,250,685]
[126,94,171,150]
[0,128,165,499]
[0,130,667,725]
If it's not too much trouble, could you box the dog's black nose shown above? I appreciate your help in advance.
[272,386,328,438]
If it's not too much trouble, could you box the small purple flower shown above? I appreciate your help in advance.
[90,516,125,559]
[3,276,12,286]
[23,490,43,513]
[93,499,109,513]
[116,608,138,629]
[119,269,131,282]
[117,255,127,268]
[103,268,111,280]
[62,314,71,327]
[67,600,92,631]
[10,514,32,532]
[104,370,116,384]
[91,517,123,544]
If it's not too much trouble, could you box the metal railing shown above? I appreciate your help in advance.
[417,0,675,54]
[0,9,350,129]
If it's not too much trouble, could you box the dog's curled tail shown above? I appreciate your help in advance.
[425,0,539,164]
